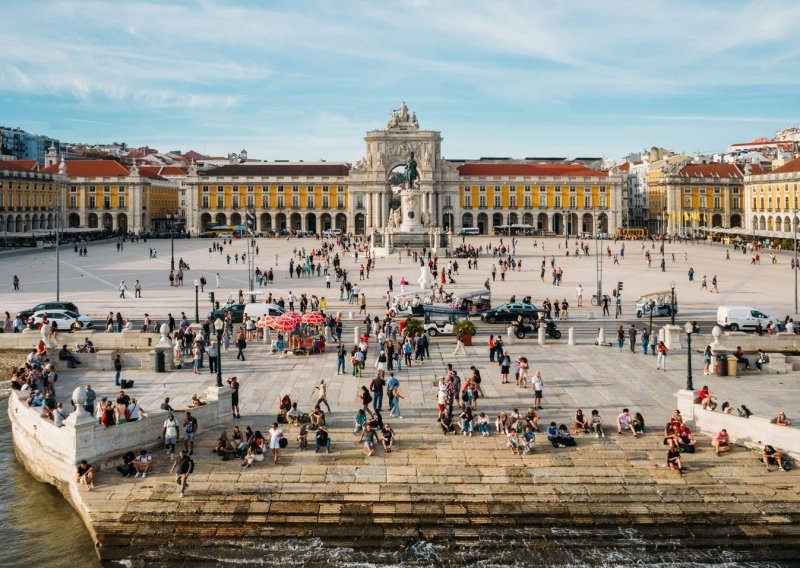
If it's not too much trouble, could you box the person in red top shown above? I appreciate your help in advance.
[712,429,731,455]
[488,335,496,362]
[699,385,717,411]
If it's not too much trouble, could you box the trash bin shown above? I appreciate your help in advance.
[727,355,739,377]
[151,349,165,373]
[715,354,727,376]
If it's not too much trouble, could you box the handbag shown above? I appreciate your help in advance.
[278,436,288,449]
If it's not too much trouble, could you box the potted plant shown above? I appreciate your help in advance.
[404,317,425,337]
[453,319,476,346]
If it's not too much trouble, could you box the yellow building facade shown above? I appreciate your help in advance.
[648,162,744,236]
[0,160,61,234]
[745,157,800,235]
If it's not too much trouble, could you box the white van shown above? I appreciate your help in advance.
[458,227,480,236]
[322,228,342,238]
[243,303,285,323]
[717,306,780,331]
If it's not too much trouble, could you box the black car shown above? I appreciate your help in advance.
[480,302,539,324]
[18,301,80,321]
[208,304,247,324]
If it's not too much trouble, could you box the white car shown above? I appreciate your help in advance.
[33,309,95,329]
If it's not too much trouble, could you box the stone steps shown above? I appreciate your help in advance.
[81,426,800,560]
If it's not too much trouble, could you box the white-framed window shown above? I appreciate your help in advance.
[217,195,224,208]
[118,195,126,208]
[232,195,239,209]
[202,195,209,208]
[539,194,547,208]
[322,196,329,208]
[494,195,501,208]
[524,195,532,208]
[554,195,561,208]
[262,195,269,208]
[584,195,591,208]
[479,195,486,208]
[307,195,314,208]
[714,196,721,209]
[88,195,96,209]
[569,195,576,208]
[337,195,344,208]
[464,195,472,208]
[444,195,452,208]
[599,195,607,207]
[292,195,299,208]
[202,185,209,192]
[509,195,516,208]
[277,196,285,209]
[247,195,254,208]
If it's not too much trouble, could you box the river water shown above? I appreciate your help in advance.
[1,396,798,567]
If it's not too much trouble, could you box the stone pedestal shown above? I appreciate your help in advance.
[663,325,682,350]
[568,327,575,346]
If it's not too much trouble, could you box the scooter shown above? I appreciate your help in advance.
[513,320,561,340]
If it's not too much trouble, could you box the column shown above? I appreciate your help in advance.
[366,192,372,230]
[378,190,384,228]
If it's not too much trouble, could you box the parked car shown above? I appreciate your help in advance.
[717,306,780,332]
[208,303,247,323]
[422,306,471,336]
[32,309,94,329]
[18,301,80,321]
[480,302,539,324]
[242,303,285,322]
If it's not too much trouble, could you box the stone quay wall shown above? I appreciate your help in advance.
[2,329,162,351]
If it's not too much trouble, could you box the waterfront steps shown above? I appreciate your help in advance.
[79,422,800,561]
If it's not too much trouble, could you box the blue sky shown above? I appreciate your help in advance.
[2,0,800,161]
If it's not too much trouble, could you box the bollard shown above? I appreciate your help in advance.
[354,326,359,346]
[587,312,594,320]
[538,326,545,345]
[506,325,515,345]
[348,311,353,320]
[597,327,605,345]
[568,327,575,346]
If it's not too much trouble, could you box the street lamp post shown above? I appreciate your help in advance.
[670,280,676,326]
[684,321,694,391]
[194,279,200,323]
[214,317,223,388]
[167,212,175,272]
[794,199,798,315]
[648,299,654,335]
[563,208,570,247]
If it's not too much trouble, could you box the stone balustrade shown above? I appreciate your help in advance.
[676,389,800,459]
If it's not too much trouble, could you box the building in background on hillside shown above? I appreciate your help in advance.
[0,159,63,236]
[0,126,61,165]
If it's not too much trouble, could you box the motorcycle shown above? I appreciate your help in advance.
[513,320,561,340]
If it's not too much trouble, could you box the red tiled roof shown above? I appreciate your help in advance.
[183,150,206,161]
[41,159,130,177]
[200,163,350,177]
[770,157,800,175]
[457,163,609,178]
[139,165,188,177]
[617,162,631,171]
[2,160,39,171]
[678,163,743,179]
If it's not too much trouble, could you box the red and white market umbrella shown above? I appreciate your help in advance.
[301,312,326,326]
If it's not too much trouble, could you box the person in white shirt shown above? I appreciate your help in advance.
[127,398,145,422]
[134,449,152,478]
[576,284,583,307]
[52,402,69,427]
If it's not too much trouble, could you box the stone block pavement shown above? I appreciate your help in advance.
[56,334,800,559]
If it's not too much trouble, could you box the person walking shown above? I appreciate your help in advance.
[616,325,625,350]
[215,272,221,288]
[236,330,247,361]
[453,329,467,356]
[207,341,218,374]
[119,280,127,299]
[657,341,668,371]
[169,449,194,498]
[182,412,199,455]
[711,275,719,293]
[576,284,583,307]
[370,375,385,413]
[316,379,332,413]
[227,376,240,418]
[532,370,544,410]
[602,295,610,317]
[12,274,20,291]
[268,422,284,464]
[134,280,142,298]
[336,343,347,375]
[628,324,637,353]
[113,353,123,386]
